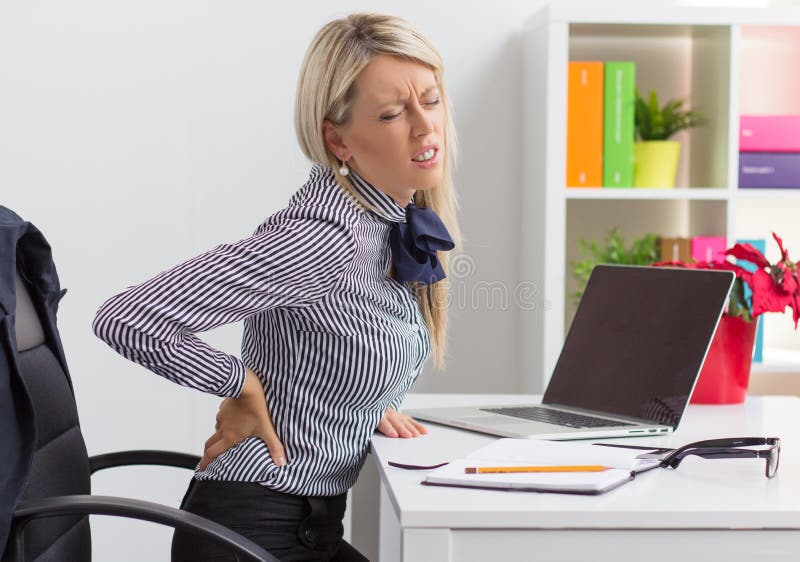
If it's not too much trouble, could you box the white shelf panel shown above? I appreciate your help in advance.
[736,188,800,199]
[751,348,800,373]
[564,188,730,200]
[534,3,800,28]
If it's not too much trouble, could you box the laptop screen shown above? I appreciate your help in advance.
[543,265,734,428]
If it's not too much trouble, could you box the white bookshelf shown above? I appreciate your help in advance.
[520,2,800,392]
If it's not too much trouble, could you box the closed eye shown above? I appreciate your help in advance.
[380,99,441,122]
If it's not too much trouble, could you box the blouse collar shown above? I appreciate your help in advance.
[348,168,410,224]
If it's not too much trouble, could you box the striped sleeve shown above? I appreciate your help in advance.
[92,204,356,398]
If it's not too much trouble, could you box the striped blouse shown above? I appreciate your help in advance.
[92,163,431,496]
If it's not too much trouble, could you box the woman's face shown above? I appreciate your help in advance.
[324,54,445,205]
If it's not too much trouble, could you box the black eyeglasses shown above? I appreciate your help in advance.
[659,437,781,479]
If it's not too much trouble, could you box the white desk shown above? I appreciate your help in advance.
[371,394,800,562]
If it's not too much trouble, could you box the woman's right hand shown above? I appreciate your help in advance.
[198,367,287,470]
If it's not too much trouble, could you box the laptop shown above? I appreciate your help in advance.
[405,265,735,440]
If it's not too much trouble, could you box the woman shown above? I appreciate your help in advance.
[93,12,461,561]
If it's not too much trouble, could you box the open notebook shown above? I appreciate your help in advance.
[421,439,662,495]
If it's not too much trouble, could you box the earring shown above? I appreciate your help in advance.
[339,159,350,176]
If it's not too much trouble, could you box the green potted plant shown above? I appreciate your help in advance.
[634,89,706,188]
[570,227,661,303]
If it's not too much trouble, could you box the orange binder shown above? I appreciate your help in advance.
[567,62,604,188]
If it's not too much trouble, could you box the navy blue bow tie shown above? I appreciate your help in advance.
[388,202,455,286]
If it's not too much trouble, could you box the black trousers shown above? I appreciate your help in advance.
[171,478,369,562]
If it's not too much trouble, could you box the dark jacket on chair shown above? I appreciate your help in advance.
[0,206,70,556]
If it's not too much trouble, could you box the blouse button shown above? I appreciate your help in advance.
[410,323,420,333]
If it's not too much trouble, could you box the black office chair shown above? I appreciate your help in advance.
[3,268,278,562]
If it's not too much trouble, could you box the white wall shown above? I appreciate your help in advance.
[1,0,549,559]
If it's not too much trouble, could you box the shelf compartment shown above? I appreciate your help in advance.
[739,26,800,115]
[564,198,728,330]
[568,24,732,189]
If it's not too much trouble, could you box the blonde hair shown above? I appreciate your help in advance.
[295,12,461,370]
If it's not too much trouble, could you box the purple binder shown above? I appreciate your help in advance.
[739,152,800,188]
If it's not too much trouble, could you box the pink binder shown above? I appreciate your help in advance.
[739,115,800,152]
[691,236,727,264]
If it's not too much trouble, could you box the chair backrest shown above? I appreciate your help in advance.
[6,271,92,561]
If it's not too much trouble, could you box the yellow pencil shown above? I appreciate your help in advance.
[464,465,609,474]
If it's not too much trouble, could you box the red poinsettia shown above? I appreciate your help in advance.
[656,233,800,329]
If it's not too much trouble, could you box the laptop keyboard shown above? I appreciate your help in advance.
[480,406,635,429]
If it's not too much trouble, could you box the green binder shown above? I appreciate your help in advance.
[603,62,635,187]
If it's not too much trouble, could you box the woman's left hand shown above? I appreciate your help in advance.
[199,368,286,470]
[376,406,427,438]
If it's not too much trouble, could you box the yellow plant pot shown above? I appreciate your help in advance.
[633,140,681,188]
